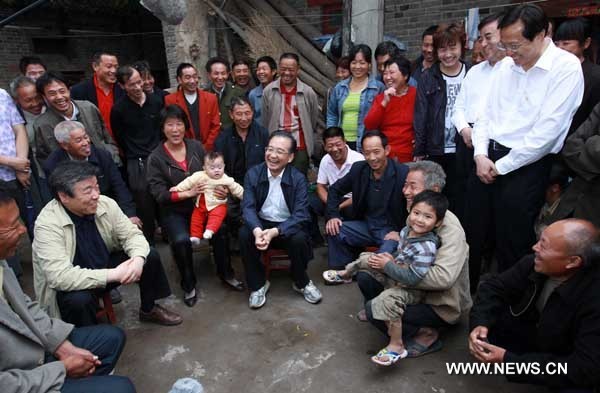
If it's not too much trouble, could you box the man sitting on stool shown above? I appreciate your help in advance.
[240,131,322,309]
[33,160,182,327]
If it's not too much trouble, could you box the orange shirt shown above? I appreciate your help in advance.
[93,74,115,138]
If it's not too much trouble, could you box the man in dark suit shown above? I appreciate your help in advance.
[325,131,409,269]
[70,51,124,138]
[0,183,135,393]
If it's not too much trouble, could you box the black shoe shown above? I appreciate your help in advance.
[183,291,198,307]
[222,277,245,291]
[110,288,122,304]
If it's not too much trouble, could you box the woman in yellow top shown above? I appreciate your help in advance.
[326,44,385,152]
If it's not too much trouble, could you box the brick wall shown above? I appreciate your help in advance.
[383,0,509,60]
[0,26,32,90]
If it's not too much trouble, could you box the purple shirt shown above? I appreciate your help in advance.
[0,89,25,181]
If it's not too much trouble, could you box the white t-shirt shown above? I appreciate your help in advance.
[442,64,466,153]
[317,147,364,198]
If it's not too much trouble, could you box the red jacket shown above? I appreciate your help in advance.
[164,89,221,151]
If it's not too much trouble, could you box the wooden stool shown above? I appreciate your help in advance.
[95,292,117,324]
[261,249,290,279]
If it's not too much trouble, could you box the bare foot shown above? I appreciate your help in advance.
[411,327,439,348]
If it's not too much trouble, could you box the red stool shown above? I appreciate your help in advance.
[261,249,290,279]
[95,292,117,324]
[365,245,379,253]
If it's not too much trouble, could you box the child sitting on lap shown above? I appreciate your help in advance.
[171,152,244,245]
[323,190,448,366]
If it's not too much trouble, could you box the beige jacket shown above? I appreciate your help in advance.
[32,196,150,318]
[173,171,244,210]
[414,210,472,323]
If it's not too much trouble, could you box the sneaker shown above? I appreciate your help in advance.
[293,280,322,304]
[249,281,270,309]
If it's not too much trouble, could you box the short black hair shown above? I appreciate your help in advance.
[322,126,345,143]
[49,160,99,198]
[160,105,190,135]
[176,62,196,78]
[423,25,438,39]
[229,95,253,111]
[0,182,15,206]
[361,130,388,148]
[256,56,277,71]
[279,53,300,64]
[36,71,68,95]
[205,151,224,163]
[336,56,351,70]
[548,163,570,191]
[349,44,372,64]
[205,57,230,73]
[92,51,118,65]
[232,59,251,69]
[132,60,152,75]
[269,131,297,154]
[499,4,548,41]
[411,190,449,222]
[554,17,591,45]
[116,65,137,85]
[478,13,503,31]
[383,56,412,83]
[19,56,46,74]
[374,41,401,59]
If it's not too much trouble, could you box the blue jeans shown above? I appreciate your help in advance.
[50,325,135,393]
[326,220,398,269]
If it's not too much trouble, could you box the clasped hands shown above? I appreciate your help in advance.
[474,155,499,184]
[55,340,101,378]
[107,256,144,285]
[253,227,279,250]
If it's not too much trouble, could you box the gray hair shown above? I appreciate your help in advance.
[562,219,600,268]
[8,76,36,99]
[49,160,98,198]
[406,160,446,191]
[54,120,86,143]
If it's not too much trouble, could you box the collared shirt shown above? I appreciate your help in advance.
[62,102,79,121]
[453,60,498,134]
[473,40,584,175]
[248,84,264,125]
[317,147,364,198]
[93,74,115,137]
[259,167,291,223]
[278,81,306,150]
[0,89,25,181]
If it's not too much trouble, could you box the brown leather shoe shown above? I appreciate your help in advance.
[139,305,183,326]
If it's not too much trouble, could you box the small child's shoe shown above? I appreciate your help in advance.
[203,230,214,239]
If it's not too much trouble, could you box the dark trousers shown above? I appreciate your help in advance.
[126,158,156,245]
[160,210,235,293]
[239,220,311,291]
[357,271,451,338]
[308,193,354,241]
[429,153,457,213]
[465,147,550,291]
[454,136,474,224]
[55,325,136,393]
[56,249,171,326]
[327,220,398,269]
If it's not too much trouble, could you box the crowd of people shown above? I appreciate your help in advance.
[1,3,600,392]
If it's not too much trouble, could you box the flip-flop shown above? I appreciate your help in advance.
[371,347,408,366]
[322,270,352,285]
[405,338,443,358]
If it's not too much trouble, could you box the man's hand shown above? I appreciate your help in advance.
[262,228,279,244]
[55,340,96,361]
[129,216,143,229]
[469,325,505,362]
[325,218,342,236]
[474,155,498,184]
[107,261,131,283]
[253,227,268,250]
[6,156,30,172]
[120,256,144,284]
[338,198,352,210]
[382,87,396,107]
[367,253,393,270]
[213,185,229,199]
[16,171,31,188]
[383,231,400,242]
[62,355,98,378]
[460,127,473,148]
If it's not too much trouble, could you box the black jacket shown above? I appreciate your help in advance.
[214,121,269,185]
[414,62,471,157]
[70,78,125,108]
[327,159,408,231]
[147,139,205,216]
[470,255,600,389]
[43,145,136,217]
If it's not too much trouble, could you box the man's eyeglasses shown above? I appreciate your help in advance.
[497,40,526,52]
[265,147,289,156]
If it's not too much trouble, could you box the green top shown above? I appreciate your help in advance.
[341,91,361,141]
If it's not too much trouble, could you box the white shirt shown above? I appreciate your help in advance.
[184,91,197,105]
[442,64,466,153]
[259,168,291,223]
[317,147,364,198]
[473,40,584,175]
[453,60,499,133]
[62,102,79,121]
